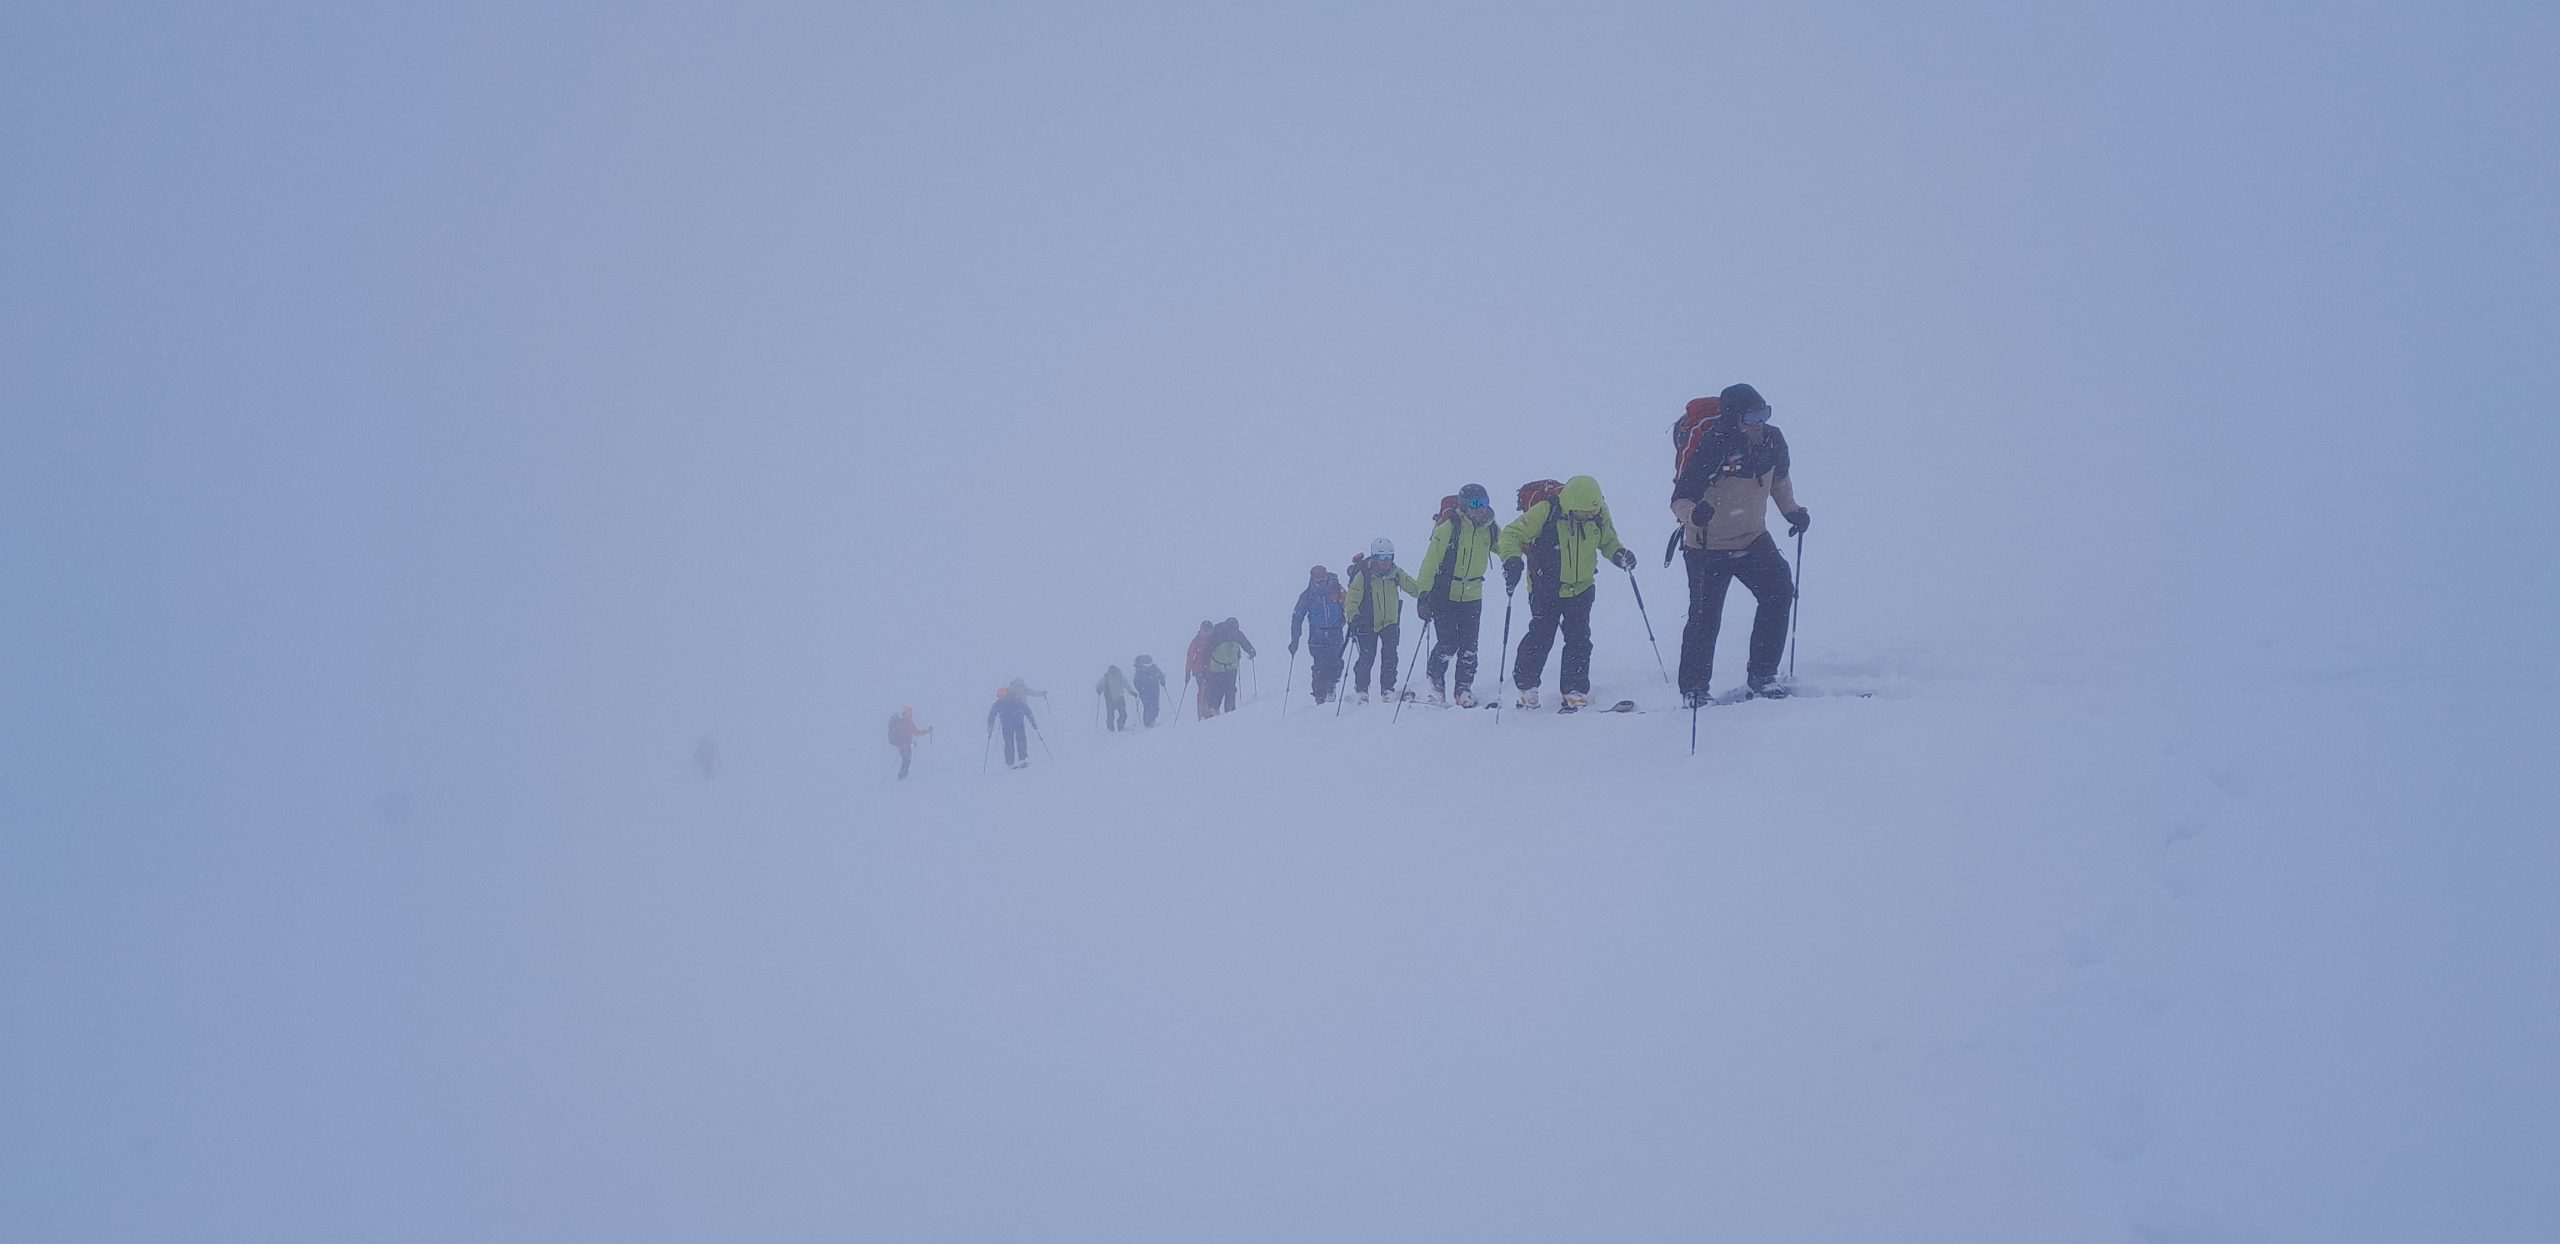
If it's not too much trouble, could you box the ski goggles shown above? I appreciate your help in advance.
[1741,405,1773,426]
[1464,495,1489,509]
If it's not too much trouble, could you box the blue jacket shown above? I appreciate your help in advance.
[987,697,1037,731]
[1291,574,1347,646]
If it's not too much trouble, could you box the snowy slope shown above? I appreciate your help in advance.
[14,639,2551,1242]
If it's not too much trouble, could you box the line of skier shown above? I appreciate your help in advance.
[890,383,1808,775]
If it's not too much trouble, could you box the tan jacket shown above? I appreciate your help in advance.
[1671,424,1800,551]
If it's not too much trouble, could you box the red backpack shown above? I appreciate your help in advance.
[1515,479,1563,514]
[1672,396,1721,477]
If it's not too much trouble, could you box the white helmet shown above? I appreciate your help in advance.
[1369,537,1395,560]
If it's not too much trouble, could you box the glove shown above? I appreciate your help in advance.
[1416,595,1436,621]
[1502,558,1523,592]
[1785,508,1811,537]
[1611,548,1638,571]
[1287,640,1299,655]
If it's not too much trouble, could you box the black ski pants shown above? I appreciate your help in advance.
[1104,695,1128,732]
[1306,632,1345,702]
[1512,588,1594,695]
[1679,533,1793,696]
[1351,624,1402,695]
[1137,686,1160,727]
[896,744,913,779]
[1207,670,1239,715]
[1001,721,1029,767]
[1424,598,1483,693]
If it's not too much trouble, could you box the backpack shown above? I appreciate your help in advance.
[1672,396,1721,477]
[886,715,907,745]
[1513,479,1568,578]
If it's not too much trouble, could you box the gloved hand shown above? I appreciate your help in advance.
[1611,548,1638,571]
[1785,508,1811,537]
[1502,557,1523,592]
[1287,640,1299,655]
[1416,594,1436,621]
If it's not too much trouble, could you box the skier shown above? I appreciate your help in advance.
[886,707,931,779]
[987,685,1037,770]
[1202,618,1257,717]
[1497,475,1634,710]
[1185,620,1217,718]
[1414,484,1500,706]
[1131,655,1168,727]
[1095,665,1134,732]
[1670,383,1807,704]
[1288,564,1349,705]
[1344,537,1422,703]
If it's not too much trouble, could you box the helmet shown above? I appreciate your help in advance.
[1200,620,1214,629]
[900,705,913,716]
[1369,537,1394,560]
[1459,483,1490,506]
[1562,475,1605,516]
[1309,564,1327,578]
[1223,617,1239,628]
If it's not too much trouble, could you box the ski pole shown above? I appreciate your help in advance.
[981,729,992,774]
[1625,567,1672,684]
[1282,646,1296,715]
[1093,693,1102,733]
[1493,588,1515,723]
[1336,633,1356,718]
[1032,719,1054,759]
[1690,699,1700,756]
[1390,618,1434,723]
[1177,672,1191,727]
[1250,656,1260,705]
[1788,530,1804,681]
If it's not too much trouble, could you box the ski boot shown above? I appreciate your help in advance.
[1357,691,1370,705]
[1562,692,1591,711]
[1515,689,1541,710]
[1424,689,1447,708]
[1454,688,1477,708]
[1394,687,1416,703]
[1747,676,1789,700]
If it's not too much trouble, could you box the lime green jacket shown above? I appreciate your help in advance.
[1095,668,1131,699]
[1416,514,1499,605]
[1344,561,1421,632]
[1209,640,1245,673]
[1494,476,1625,599]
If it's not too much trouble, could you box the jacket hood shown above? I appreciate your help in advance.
[1561,475,1605,513]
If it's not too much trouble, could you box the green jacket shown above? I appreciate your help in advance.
[1344,560,1421,632]
[1095,668,1131,700]
[1416,512,1499,605]
[1209,640,1245,673]
[1495,475,1625,599]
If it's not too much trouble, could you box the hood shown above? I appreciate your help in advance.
[1561,475,1605,514]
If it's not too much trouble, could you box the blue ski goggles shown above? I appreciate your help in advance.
[1741,405,1773,426]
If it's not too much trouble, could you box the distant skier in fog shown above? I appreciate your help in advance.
[885,707,930,779]
[1344,538,1422,704]
[987,686,1037,770]
[1095,665,1134,732]
[1289,564,1348,705]
[1202,618,1257,717]
[1185,620,1216,717]
[1414,484,1499,707]
[1131,655,1168,727]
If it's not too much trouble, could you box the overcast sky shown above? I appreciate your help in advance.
[6,0,2555,827]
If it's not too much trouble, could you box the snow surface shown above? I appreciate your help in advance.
[11,640,2553,1242]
